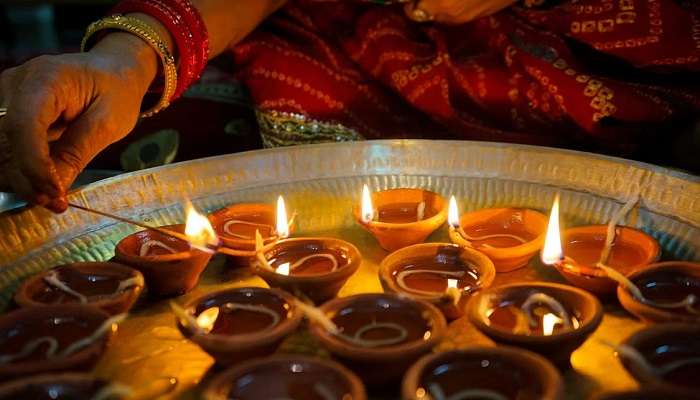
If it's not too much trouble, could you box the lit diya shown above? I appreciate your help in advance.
[203,355,366,400]
[548,195,660,295]
[611,323,700,397]
[379,242,495,320]
[209,196,294,266]
[115,202,218,296]
[402,347,565,400]
[447,196,548,272]
[14,262,144,315]
[0,373,131,400]
[308,293,446,386]
[173,286,302,366]
[253,233,362,304]
[353,185,447,251]
[0,305,123,380]
[617,262,700,324]
[466,282,603,367]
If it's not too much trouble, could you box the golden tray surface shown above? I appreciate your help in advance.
[0,140,699,399]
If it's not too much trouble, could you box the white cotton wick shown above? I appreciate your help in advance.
[293,299,340,335]
[336,321,409,348]
[139,240,178,257]
[170,302,205,336]
[60,313,127,357]
[221,302,281,330]
[255,230,276,271]
[43,270,88,303]
[0,336,59,364]
[90,383,134,400]
[313,383,336,400]
[450,226,527,250]
[520,292,572,329]
[428,383,509,400]
[600,340,700,379]
[223,220,274,239]
[417,201,426,221]
[286,254,339,273]
[114,276,143,294]
[395,269,466,297]
[599,195,639,265]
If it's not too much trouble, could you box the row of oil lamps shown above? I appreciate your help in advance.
[0,186,697,400]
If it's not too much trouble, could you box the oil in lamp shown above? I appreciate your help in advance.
[554,195,660,295]
[353,185,447,251]
[447,196,548,272]
[14,262,144,315]
[379,242,495,319]
[173,287,303,366]
[115,201,218,296]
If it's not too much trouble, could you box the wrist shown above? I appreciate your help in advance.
[89,31,159,94]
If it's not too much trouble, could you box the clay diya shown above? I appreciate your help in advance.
[617,262,700,324]
[614,323,700,397]
[466,282,603,367]
[0,304,122,380]
[203,355,366,400]
[14,262,144,315]
[353,185,447,252]
[596,389,698,400]
[379,242,495,320]
[252,237,361,303]
[447,196,548,272]
[0,373,128,400]
[115,224,214,296]
[174,287,303,366]
[402,347,565,400]
[308,293,446,386]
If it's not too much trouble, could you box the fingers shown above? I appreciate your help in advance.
[405,0,516,25]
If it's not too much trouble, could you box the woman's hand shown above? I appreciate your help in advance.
[405,0,517,24]
[0,32,158,212]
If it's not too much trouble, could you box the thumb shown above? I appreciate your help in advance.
[49,108,124,211]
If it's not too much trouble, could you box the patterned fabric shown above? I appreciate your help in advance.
[230,0,700,153]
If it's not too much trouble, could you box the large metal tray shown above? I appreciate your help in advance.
[0,140,699,399]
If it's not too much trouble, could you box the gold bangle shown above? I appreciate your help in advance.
[81,14,177,118]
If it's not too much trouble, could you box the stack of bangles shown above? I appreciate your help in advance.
[81,0,209,118]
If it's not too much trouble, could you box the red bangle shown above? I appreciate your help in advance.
[111,0,209,100]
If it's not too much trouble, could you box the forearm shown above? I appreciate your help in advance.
[192,0,287,57]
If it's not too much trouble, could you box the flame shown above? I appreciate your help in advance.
[447,279,459,289]
[361,184,374,223]
[195,307,219,333]
[184,200,218,249]
[541,193,563,266]
[448,196,460,228]
[276,195,289,239]
[542,312,562,336]
[277,262,290,276]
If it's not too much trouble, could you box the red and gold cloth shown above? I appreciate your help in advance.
[231,0,700,152]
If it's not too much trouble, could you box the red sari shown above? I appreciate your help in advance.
[230,0,700,153]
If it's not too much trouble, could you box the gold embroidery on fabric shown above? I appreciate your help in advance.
[256,110,364,148]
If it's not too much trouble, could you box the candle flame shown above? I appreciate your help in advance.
[447,279,459,289]
[541,193,563,266]
[448,196,460,228]
[276,195,289,239]
[542,312,562,336]
[361,184,374,223]
[277,262,290,276]
[195,307,219,333]
[184,200,218,250]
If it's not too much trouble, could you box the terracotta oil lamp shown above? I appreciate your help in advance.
[174,287,303,366]
[402,347,565,400]
[0,304,123,380]
[209,196,293,267]
[14,262,144,315]
[203,355,367,400]
[447,196,548,272]
[614,323,700,397]
[353,185,447,252]
[252,237,361,304]
[466,282,603,367]
[115,203,218,296]
[617,262,700,324]
[0,374,119,400]
[308,293,446,386]
[596,389,698,400]
[379,242,495,320]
